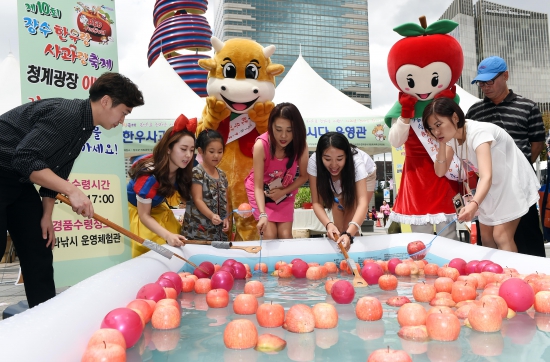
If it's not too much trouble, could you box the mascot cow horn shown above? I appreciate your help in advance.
[197,37,284,241]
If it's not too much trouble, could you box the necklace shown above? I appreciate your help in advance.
[454,123,470,194]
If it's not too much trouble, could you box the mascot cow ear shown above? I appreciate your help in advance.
[267,64,285,76]
[263,45,276,58]
[198,58,216,71]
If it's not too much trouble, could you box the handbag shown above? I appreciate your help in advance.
[539,153,550,241]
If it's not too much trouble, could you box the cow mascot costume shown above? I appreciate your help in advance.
[198,37,284,241]
[385,17,465,239]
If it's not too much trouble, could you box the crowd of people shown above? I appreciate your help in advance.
[1,54,547,308]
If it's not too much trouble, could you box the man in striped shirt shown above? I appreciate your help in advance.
[466,56,546,257]
[0,73,144,307]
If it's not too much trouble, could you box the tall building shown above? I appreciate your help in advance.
[212,0,371,107]
[440,0,550,113]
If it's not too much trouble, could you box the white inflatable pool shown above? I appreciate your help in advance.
[0,233,548,361]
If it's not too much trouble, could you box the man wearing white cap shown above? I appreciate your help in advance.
[466,56,546,257]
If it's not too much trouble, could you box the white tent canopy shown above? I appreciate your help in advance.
[273,54,379,118]
[0,53,21,115]
[127,55,205,121]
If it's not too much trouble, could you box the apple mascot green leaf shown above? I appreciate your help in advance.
[385,17,463,126]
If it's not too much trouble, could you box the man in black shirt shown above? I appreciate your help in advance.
[0,72,144,307]
[466,56,546,257]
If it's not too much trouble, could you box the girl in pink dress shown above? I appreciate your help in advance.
[244,103,309,239]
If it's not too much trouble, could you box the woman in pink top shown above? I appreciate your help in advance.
[380,200,391,227]
[245,103,309,239]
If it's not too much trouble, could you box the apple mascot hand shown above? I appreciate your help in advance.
[204,96,231,129]
[434,85,457,100]
[399,92,418,119]
[248,101,275,134]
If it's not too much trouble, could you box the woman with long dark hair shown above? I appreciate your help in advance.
[127,115,196,257]
[245,102,309,239]
[308,132,370,251]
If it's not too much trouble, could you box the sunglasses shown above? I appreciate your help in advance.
[477,72,503,87]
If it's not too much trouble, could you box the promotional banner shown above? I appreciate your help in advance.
[17,0,130,286]
[123,117,391,156]
[391,144,411,232]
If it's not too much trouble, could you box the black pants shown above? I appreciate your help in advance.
[476,203,546,257]
[0,171,56,307]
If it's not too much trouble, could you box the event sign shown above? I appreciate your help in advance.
[17,0,130,286]
[123,117,391,155]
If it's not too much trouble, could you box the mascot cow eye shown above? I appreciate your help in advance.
[407,76,415,88]
[431,73,439,87]
[245,63,259,79]
[222,62,237,78]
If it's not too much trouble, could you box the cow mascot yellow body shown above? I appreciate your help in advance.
[197,37,284,241]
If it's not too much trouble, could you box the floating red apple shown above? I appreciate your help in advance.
[407,241,426,260]
[330,280,355,304]
[448,258,467,275]
[136,283,166,302]
[361,262,384,285]
[499,277,535,312]
[210,270,234,292]
[100,308,143,348]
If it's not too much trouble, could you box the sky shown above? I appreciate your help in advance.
[1,0,549,116]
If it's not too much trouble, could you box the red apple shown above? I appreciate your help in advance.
[255,333,286,352]
[232,262,247,279]
[412,281,436,303]
[483,262,503,274]
[434,277,454,293]
[151,305,181,330]
[163,287,177,300]
[278,264,293,278]
[475,260,493,273]
[306,266,324,280]
[394,263,411,276]
[195,261,215,278]
[324,261,338,273]
[467,303,502,332]
[292,260,309,278]
[222,258,237,267]
[499,277,535,312]
[180,275,195,293]
[407,240,426,260]
[465,260,479,275]
[194,278,212,294]
[378,274,398,291]
[283,304,315,333]
[397,325,429,342]
[534,291,550,313]
[451,281,476,303]
[387,258,402,274]
[424,263,439,276]
[330,280,355,304]
[81,342,125,362]
[87,328,126,349]
[367,348,412,362]
[291,258,304,264]
[479,295,508,318]
[356,296,383,321]
[429,298,456,307]
[233,293,258,315]
[361,262,384,285]
[256,301,284,328]
[224,319,258,349]
[254,263,268,273]
[220,265,237,279]
[438,266,459,281]
[312,302,338,329]
[455,303,476,319]
[448,258,467,275]
[158,272,183,294]
[136,283,166,302]
[100,308,143,348]
[387,296,411,307]
[457,275,478,290]
[244,280,265,297]
[426,311,461,341]
[274,260,287,270]
[397,303,427,327]
[206,288,230,308]
[210,270,234,292]
[325,278,339,294]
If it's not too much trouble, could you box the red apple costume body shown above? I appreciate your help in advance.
[385,19,464,238]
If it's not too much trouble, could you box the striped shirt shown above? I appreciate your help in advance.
[0,98,94,198]
[465,90,545,161]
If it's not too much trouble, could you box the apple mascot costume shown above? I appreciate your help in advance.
[197,37,284,241]
[385,17,464,239]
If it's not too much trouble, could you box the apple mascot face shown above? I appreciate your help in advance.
[388,20,463,101]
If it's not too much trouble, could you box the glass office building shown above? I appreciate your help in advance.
[212,0,371,107]
[440,0,550,113]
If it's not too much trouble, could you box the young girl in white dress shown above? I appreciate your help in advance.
[423,97,540,253]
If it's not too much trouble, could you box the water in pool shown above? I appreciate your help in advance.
[129,272,550,362]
